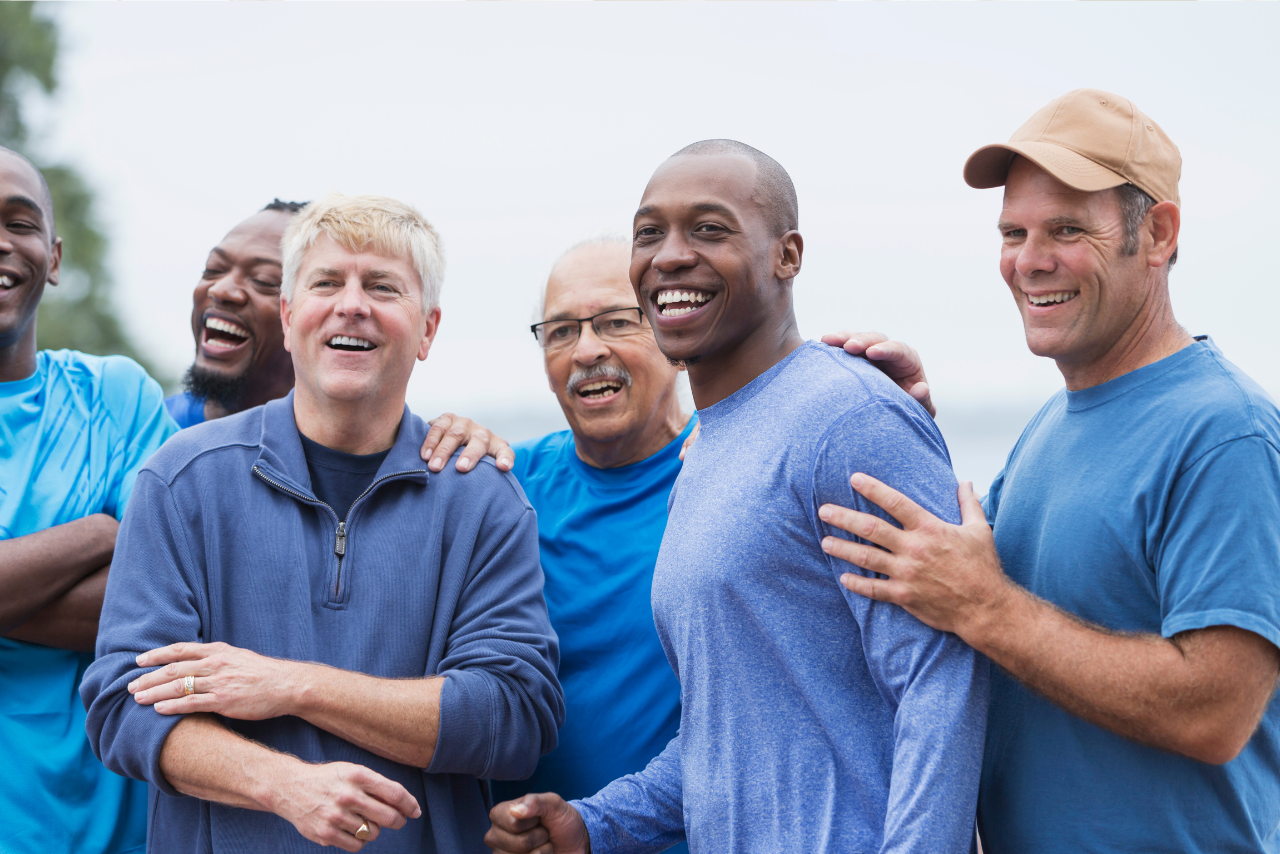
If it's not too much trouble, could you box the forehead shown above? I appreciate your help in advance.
[636,154,759,220]
[216,210,292,261]
[300,232,421,281]
[0,152,51,222]
[544,244,633,316]
[1002,158,1117,220]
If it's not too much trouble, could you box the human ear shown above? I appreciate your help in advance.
[1146,201,1180,269]
[46,237,63,286]
[417,306,442,361]
[280,295,293,354]
[776,230,804,281]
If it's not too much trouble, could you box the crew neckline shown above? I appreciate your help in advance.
[695,341,810,428]
[568,415,697,487]
[1065,336,1215,412]
[0,351,47,395]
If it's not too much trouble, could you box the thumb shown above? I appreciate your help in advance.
[957,481,986,527]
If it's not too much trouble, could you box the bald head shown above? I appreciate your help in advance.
[670,139,797,237]
[0,146,55,241]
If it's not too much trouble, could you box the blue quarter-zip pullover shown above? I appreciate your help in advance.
[81,392,564,854]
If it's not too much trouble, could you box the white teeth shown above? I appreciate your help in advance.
[329,335,373,349]
[656,290,711,306]
[205,317,249,338]
[660,306,698,317]
[0,275,15,289]
[1027,291,1078,306]
[578,381,622,393]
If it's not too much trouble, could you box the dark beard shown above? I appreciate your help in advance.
[183,363,250,410]
[666,356,701,368]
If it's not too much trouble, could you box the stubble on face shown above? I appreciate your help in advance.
[0,151,59,362]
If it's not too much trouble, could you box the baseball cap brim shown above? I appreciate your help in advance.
[964,141,1128,193]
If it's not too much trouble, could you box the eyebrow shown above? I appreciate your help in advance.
[3,194,45,220]
[544,304,638,322]
[209,247,281,267]
[997,214,1089,231]
[634,201,738,220]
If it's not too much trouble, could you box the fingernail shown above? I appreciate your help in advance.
[458,458,471,471]
[430,458,442,470]
[136,654,147,666]
[412,808,422,819]
[128,681,137,693]
[818,506,831,521]
[850,474,865,489]
[512,804,527,817]
[821,537,833,552]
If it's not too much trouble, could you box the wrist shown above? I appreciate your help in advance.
[252,751,303,814]
[958,573,1023,654]
[288,661,326,720]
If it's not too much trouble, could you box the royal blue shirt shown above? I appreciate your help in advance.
[0,350,176,854]
[575,343,989,854]
[495,420,692,854]
[163,391,205,430]
[980,338,1280,853]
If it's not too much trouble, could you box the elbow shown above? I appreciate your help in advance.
[1174,719,1254,766]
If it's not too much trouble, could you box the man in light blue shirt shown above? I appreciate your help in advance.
[823,91,1280,852]
[486,141,988,854]
[0,146,176,853]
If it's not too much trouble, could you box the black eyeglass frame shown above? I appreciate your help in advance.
[529,307,648,348]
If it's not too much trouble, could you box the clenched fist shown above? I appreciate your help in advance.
[485,793,590,854]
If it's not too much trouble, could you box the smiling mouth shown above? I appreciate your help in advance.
[655,289,715,317]
[327,335,375,351]
[203,316,250,350]
[0,274,22,290]
[576,379,624,400]
[1027,291,1078,307]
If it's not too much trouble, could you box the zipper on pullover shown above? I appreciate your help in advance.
[253,464,426,606]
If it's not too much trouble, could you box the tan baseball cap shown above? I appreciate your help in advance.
[964,88,1181,207]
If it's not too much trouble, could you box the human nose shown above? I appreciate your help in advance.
[207,270,248,306]
[1012,232,1057,279]
[334,278,370,317]
[651,231,697,274]
[572,321,611,365]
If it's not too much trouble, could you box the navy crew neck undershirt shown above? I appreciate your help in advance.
[298,432,390,521]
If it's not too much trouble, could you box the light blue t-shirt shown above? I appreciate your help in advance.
[980,338,1280,853]
[575,343,989,854]
[495,421,691,854]
[0,349,176,854]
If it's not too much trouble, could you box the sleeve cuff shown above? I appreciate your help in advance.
[427,670,496,776]
[1162,608,1280,651]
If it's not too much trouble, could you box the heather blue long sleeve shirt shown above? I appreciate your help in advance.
[573,343,989,854]
[81,393,564,854]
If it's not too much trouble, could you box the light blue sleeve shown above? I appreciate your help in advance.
[814,399,989,854]
[1158,436,1280,648]
[100,357,179,520]
[570,734,686,854]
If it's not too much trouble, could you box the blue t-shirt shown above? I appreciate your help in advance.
[163,391,205,429]
[980,338,1280,853]
[495,419,692,854]
[298,432,390,521]
[575,343,989,854]
[0,350,177,854]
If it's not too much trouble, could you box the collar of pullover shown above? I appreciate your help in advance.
[252,390,429,501]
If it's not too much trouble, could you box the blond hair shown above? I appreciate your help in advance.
[281,192,445,311]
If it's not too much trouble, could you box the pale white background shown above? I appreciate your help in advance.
[28,2,1279,491]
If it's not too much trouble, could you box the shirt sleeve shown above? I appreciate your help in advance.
[813,398,990,854]
[101,357,179,520]
[571,734,686,854]
[80,469,204,796]
[428,469,566,781]
[1157,435,1280,648]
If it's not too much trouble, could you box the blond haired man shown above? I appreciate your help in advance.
[82,194,564,854]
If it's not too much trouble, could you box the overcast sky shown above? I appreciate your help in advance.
[26,2,1279,485]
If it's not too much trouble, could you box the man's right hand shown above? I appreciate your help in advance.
[485,793,591,854]
[270,760,421,853]
[821,331,934,418]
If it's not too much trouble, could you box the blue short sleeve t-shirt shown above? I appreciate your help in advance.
[0,349,177,854]
[979,338,1280,853]
[493,418,692,849]
[163,391,206,430]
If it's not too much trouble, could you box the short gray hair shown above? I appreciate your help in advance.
[535,233,631,321]
[1117,184,1177,269]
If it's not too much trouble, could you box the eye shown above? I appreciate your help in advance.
[202,268,225,279]
[1060,226,1084,236]
[1002,228,1026,239]
[252,279,280,289]
[635,226,662,239]
[694,223,726,234]
[5,220,37,233]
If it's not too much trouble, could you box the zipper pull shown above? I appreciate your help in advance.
[334,521,346,557]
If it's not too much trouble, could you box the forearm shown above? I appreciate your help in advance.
[4,564,108,651]
[292,663,443,769]
[0,514,116,631]
[159,713,293,811]
[966,584,1271,761]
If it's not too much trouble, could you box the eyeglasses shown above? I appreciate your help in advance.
[530,307,649,351]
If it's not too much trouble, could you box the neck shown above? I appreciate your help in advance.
[574,392,689,470]
[1057,278,1193,391]
[292,388,404,455]
[686,309,804,410]
[0,318,38,384]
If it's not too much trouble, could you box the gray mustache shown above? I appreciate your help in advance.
[566,363,632,395]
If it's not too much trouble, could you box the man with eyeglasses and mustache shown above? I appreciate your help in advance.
[488,236,935,854]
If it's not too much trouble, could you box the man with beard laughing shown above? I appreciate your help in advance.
[485,140,987,854]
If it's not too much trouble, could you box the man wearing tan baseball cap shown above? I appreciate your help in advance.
[819,89,1280,852]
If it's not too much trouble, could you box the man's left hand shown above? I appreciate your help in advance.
[421,413,514,473]
[129,642,296,719]
[819,474,1010,636]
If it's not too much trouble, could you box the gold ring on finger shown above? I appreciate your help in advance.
[183,675,195,696]
[355,821,371,841]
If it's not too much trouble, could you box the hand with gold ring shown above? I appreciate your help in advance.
[354,819,377,841]
[127,641,296,719]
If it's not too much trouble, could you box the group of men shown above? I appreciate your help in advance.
[1,87,1278,854]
